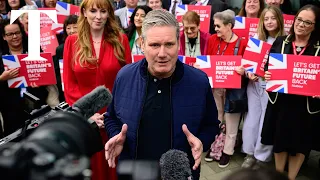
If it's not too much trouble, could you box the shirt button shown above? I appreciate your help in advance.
[158,90,161,94]
[154,79,157,82]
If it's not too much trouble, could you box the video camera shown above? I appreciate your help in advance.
[0,86,110,180]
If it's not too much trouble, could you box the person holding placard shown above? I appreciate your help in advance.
[63,0,131,179]
[241,5,285,169]
[0,19,48,136]
[205,9,248,168]
[261,5,320,180]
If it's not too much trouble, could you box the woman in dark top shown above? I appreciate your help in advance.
[262,5,320,180]
[54,15,78,102]
[0,19,48,136]
[124,5,152,55]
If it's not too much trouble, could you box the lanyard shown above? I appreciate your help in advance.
[188,42,197,57]
[217,33,233,55]
[292,42,308,55]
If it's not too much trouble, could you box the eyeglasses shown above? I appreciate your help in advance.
[5,31,21,38]
[184,26,197,32]
[295,17,315,27]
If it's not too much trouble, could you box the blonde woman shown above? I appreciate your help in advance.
[241,5,285,169]
[63,0,132,179]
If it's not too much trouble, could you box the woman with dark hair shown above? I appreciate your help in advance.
[0,19,48,136]
[238,0,265,18]
[262,4,320,180]
[125,5,152,55]
[54,15,78,102]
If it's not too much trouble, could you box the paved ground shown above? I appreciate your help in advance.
[200,150,320,180]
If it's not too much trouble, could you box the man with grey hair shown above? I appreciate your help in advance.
[104,9,219,179]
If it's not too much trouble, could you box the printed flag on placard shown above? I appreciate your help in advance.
[175,5,211,33]
[242,37,272,77]
[196,55,242,89]
[2,53,57,88]
[266,53,320,96]
[233,16,259,39]
[178,56,196,66]
[40,2,80,34]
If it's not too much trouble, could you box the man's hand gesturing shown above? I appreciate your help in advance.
[105,124,128,168]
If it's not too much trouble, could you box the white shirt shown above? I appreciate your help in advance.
[131,31,143,55]
[253,34,276,45]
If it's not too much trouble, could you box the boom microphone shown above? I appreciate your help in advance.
[159,149,193,180]
[72,85,113,119]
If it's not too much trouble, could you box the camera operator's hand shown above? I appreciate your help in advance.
[182,124,203,170]
[90,113,104,128]
[0,68,19,81]
[105,124,128,168]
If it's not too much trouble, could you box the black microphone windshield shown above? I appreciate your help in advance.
[159,149,192,180]
[72,86,112,119]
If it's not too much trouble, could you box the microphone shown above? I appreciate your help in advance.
[159,149,193,180]
[0,86,112,146]
[71,85,113,119]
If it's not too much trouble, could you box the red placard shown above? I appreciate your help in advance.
[175,5,211,33]
[40,26,59,56]
[242,37,272,77]
[178,56,196,66]
[2,53,57,88]
[39,8,56,29]
[283,14,295,35]
[234,14,294,39]
[40,2,80,34]
[233,16,259,40]
[196,55,242,88]
[266,53,320,96]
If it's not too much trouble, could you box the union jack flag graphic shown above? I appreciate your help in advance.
[8,76,28,88]
[2,55,28,88]
[176,5,188,16]
[50,2,80,34]
[242,37,271,76]
[266,80,288,93]
[178,56,196,66]
[268,53,287,69]
[196,56,213,87]
[59,59,64,91]
[2,55,21,70]
[234,16,246,30]
[266,53,289,94]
